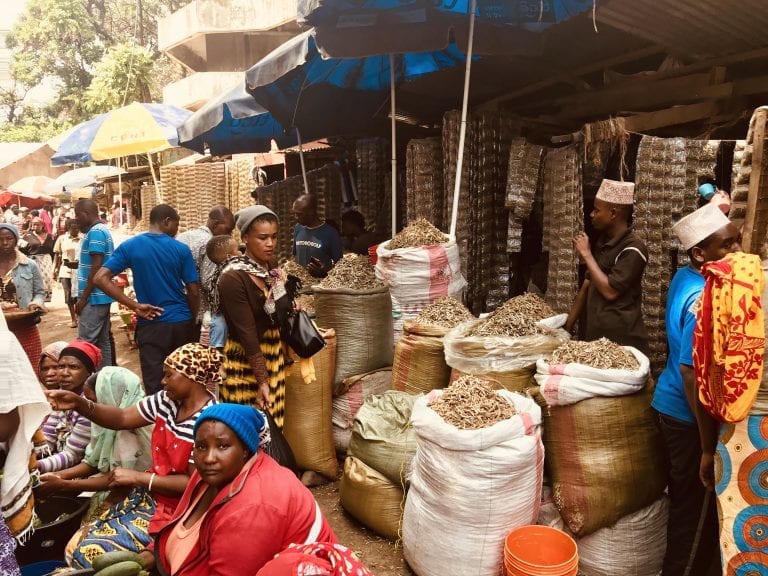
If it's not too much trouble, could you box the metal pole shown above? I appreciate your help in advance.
[296,127,310,195]
[390,53,397,238]
[449,0,477,237]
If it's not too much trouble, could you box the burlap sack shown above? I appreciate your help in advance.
[314,285,393,386]
[534,384,667,536]
[332,368,393,456]
[347,391,417,486]
[283,330,338,480]
[449,366,536,393]
[392,321,451,394]
[340,456,404,541]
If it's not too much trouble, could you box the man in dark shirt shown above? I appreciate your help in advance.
[341,210,384,256]
[291,193,343,277]
[565,179,649,354]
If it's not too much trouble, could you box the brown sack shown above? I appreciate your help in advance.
[450,366,535,393]
[392,321,451,394]
[534,384,667,536]
[340,456,404,541]
[283,330,338,480]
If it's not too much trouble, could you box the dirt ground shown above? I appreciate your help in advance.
[38,287,413,576]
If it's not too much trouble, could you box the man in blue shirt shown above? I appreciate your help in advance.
[94,204,200,394]
[292,193,342,278]
[652,203,741,576]
[74,199,115,367]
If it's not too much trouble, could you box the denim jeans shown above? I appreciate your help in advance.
[77,302,112,367]
[209,312,228,349]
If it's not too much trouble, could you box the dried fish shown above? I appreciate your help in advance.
[414,296,474,329]
[282,259,315,292]
[320,253,384,290]
[387,218,448,250]
[428,375,516,429]
[550,338,639,370]
[467,293,556,337]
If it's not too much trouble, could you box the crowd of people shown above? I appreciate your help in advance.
[1,174,759,575]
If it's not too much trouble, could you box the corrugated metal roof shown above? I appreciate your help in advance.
[597,0,768,60]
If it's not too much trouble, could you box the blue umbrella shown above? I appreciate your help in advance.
[298,0,594,57]
[245,29,467,138]
[178,82,298,155]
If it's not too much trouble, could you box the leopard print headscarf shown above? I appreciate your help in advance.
[164,343,223,388]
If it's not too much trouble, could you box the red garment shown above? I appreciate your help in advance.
[12,324,42,378]
[39,209,53,235]
[256,543,374,576]
[155,453,337,576]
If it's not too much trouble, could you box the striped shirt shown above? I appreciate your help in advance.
[38,410,92,474]
[138,390,215,465]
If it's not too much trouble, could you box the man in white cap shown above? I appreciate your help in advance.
[652,202,740,576]
[565,179,649,353]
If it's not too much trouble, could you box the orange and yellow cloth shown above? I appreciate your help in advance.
[694,252,765,422]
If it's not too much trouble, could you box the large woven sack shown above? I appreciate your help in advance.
[314,285,393,385]
[340,456,404,541]
[535,384,667,536]
[444,317,569,374]
[283,330,338,480]
[375,238,466,304]
[403,390,544,576]
[449,366,535,393]
[332,368,392,455]
[392,321,451,394]
[577,497,668,576]
[534,346,650,406]
[347,391,418,486]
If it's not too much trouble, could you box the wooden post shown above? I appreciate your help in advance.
[742,108,767,254]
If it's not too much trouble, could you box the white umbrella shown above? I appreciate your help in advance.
[44,166,127,195]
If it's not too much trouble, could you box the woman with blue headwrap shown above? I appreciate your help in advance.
[146,403,337,576]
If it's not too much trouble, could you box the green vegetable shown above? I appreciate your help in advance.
[94,560,143,576]
[92,549,144,572]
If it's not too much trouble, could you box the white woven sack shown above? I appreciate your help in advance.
[331,370,393,455]
[534,347,650,407]
[444,318,570,373]
[577,496,668,576]
[375,238,466,304]
[403,390,544,576]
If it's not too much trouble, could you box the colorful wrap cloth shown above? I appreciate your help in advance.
[694,252,766,423]
[256,543,374,576]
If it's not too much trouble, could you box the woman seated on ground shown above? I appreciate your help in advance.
[0,318,51,574]
[37,340,100,474]
[145,403,337,576]
[45,343,220,569]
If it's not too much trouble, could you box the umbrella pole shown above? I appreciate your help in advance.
[118,157,124,227]
[296,128,310,195]
[449,0,477,238]
[148,152,162,203]
[390,53,397,238]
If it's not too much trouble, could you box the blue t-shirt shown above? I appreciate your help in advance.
[103,233,199,325]
[292,222,343,270]
[652,265,705,423]
[78,223,115,306]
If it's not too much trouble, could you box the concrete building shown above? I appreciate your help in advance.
[158,0,300,110]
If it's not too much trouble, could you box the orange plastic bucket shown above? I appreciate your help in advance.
[503,525,578,576]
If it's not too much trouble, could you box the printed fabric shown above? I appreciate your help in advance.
[694,252,765,422]
[256,542,374,576]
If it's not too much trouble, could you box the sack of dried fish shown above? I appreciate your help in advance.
[427,376,516,430]
[320,253,384,291]
[403,387,543,576]
[314,282,393,386]
[535,340,650,407]
[444,320,568,376]
[348,391,418,486]
[467,293,560,337]
[375,225,466,336]
[531,384,666,537]
[281,258,316,292]
[412,296,474,332]
[449,367,535,394]
[385,218,448,250]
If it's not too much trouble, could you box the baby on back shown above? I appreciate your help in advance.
[205,235,241,350]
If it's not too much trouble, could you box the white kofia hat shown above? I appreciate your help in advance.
[672,203,732,250]
[595,179,635,205]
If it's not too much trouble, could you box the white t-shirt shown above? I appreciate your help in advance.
[54,233,83,279]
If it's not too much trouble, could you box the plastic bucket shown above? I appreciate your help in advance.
[504,525,578,576]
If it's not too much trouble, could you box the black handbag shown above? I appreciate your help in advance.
[283,310,325,358]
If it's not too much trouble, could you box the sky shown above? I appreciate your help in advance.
[0,0,26,30]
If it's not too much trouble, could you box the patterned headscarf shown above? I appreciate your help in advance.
[164,343,223,388]
[39,340,68,366]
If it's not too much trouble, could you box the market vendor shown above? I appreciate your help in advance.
[564,179,649,354]
[292,193,342,278]
[341,210,384,256]
[651,203,739,576]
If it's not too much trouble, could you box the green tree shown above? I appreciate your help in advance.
[83,43,154,113]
